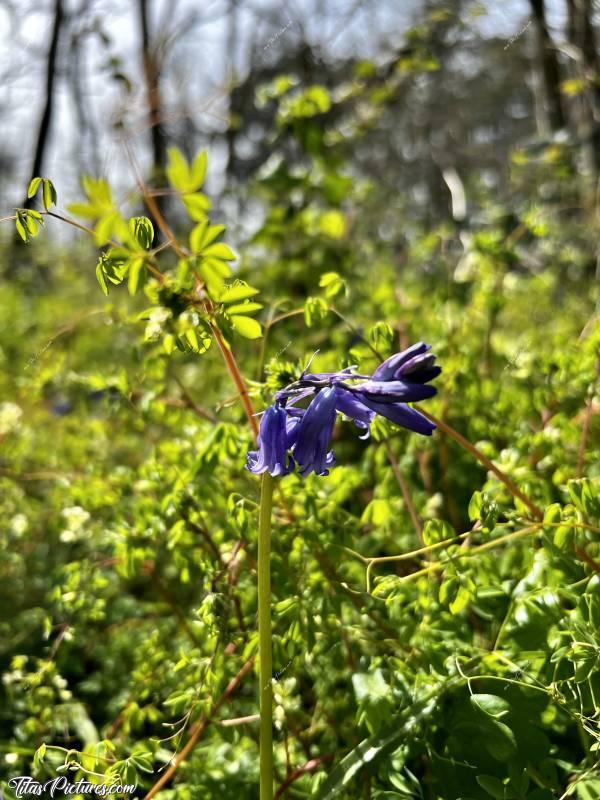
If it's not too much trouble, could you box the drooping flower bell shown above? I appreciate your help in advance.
[246,343,440,477]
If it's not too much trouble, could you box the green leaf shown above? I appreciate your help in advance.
[449,585,472,615]
[568,478,600,519]
[319,271,346,298]
[15,209,43,242]
[219,283,259,304]
[191,150,208,188]
[42,179,57,211]
[177,326,212,355]
[190,222,225,253]
[476,775,510,799]
[470,694,511,720]
[96,260,109,295]
[467,490,498,529]
[543,503,562,525]
[468,491,483,522]
[361,498,392,526]
[166,146,190,192]
[82,176,112,206]
[304,296,328,327]
[315,691,443,800]
[202,243,236,261]
[70,702,99,745]
[182,192,212,221]
[439,576,459,606]
[163,334,176,355]
[33,743,46,769]
[197,257,232,296]
[24,214,39,236]
[230,315,262,339]
[352,669,390,702]
[129,216,154,250]
[283,85,331,120]
[27,177,42,199]
[67,202,97,219]
[423,518,454,546]
[554,524,575,551]
[167,147,209,194]
[569,645,598,683]
[226,302,263,315]
[128,258,146,295]
[15,213,28,242]
[369,321,394,349]
[189,219,209,253]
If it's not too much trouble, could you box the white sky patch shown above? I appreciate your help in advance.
[0,0,551,210]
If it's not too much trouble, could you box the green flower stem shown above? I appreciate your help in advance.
[258,472,275,800]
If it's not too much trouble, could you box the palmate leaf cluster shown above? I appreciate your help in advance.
[1,41,600,800]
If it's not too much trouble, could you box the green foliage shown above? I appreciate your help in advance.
[14,208,44,242]
[27,177,57,211]
[1,26,600,799]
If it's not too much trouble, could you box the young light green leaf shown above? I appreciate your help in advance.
[202,243,236,261]
[15,213,28,242]
[165,147,190,192]
[42,179,57,211]
[96,260,109,295]
[190,222,226,253]
[319,271,346,298]
[129,216,154,250]
[27,177,42,199]
[191,150,208,188]
[128,258,146,295]
[189,219,209,253]
[218,283,259,304]
[182,193,212,221]
[230,315,262,339]
[226,302,263,315]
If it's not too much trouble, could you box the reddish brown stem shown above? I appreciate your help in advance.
[575,545,600,575]
[143,656,256,800]
[210,321,259,439]
[135,159,259,439]
[420,410,544,521]
[274,754,334,799]
[384,442,423,543]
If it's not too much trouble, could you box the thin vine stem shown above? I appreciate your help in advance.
[366,524,540,593]
[353,520,600,594]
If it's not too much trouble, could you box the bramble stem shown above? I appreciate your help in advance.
[420,410,544,521]
[211,321,259,439]
[384,442,423,542]
[258,472,275,800]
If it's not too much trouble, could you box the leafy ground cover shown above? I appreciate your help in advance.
[1,27,599,798]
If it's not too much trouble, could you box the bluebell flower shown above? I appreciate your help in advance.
[293,387,338,476]
[371,342,441,384]
[246,403,297,476]
[247,343,440,477]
